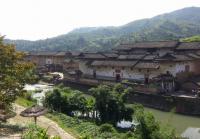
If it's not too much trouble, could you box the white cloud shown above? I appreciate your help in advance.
[0,0,200,40]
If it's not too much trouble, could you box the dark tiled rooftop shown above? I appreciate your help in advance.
[91,60,138,67]
[134,62,160,69]
[176,42,200,50]
[115,41,179,50]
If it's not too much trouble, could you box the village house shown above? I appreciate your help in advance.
[76,41,200,82]
[25,51,66,72]
[71,41,200,93]
[26,41,200,93]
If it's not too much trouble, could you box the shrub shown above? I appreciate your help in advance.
[22,124,61,139]
[80,134,92,139]
[24,91,33,101]
[99,123,116,133]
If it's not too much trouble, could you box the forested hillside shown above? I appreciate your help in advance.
[5,7,200,51]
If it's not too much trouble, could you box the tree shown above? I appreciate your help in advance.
[180,35,200,42]
[89,84,134,125]
[133,104,179,139]
[44,89,63,112]
[0,36,34,114]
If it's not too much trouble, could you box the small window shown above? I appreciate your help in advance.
[185,65,190,72]
[138,69,141,72]
[147,69,150,73]
[122,67,125,70]
[130,67,133,71]
[115,69,121,73]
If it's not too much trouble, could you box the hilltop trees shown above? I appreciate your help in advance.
[0,36,34,117]
[6,7,200,52]
[180,35,200,42]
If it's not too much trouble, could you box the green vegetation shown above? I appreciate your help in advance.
[44,84,180,139]
[180,35,200,42]
[89,84,133,124]
[44,87,95,117]
[15,97,36,107]
[46,112,129,139]
[46,104,180,139]
[45,84,133,125]
[132,104,178,139]
[0,36,35,120]
[22,124,61,139]
[5,7,200,51]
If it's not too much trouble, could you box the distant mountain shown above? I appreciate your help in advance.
[5,7,200,51]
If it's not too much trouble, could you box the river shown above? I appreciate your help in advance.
[144,107,200,134]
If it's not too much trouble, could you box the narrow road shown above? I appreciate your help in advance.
[6,104,75,139]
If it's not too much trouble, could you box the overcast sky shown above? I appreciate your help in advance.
[0,0,200,40]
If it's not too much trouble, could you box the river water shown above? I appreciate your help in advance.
[144,107,200,134]
[24,84,53,105]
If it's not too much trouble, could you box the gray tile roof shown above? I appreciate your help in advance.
[91,60,138,67]
[28,51,65,56]
[78,53,106,59]
[134,62,160,69]
[143,54,157,60]
[101,53,118,58]
[55,52,66,56]
[176,42,200,50]
[172,54,192,61]
[118,54,145,60]
[115,41,179,50]
[187,53,200,59]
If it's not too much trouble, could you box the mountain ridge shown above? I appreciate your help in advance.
[5,6,200,51]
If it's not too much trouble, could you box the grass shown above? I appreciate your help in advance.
[15,97,36,107]
[45,113,80,138]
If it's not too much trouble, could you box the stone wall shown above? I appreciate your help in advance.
[125,92,200,115]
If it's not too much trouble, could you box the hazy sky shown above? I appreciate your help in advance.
[0,0,200,40]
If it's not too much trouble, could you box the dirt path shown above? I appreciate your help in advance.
[3,104,75,139]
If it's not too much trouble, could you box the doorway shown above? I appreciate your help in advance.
[116,74,121,82]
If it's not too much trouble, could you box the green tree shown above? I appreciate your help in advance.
[44,89,63,112]
[133,104,179,139]
[89,84,133,125]
[44,87,95,117]
[0,36,34,113]
[180,35,200,42]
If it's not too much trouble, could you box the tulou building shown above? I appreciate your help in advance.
[25,41,200,115]
[26,41,200,93]
[77,41,200,81]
